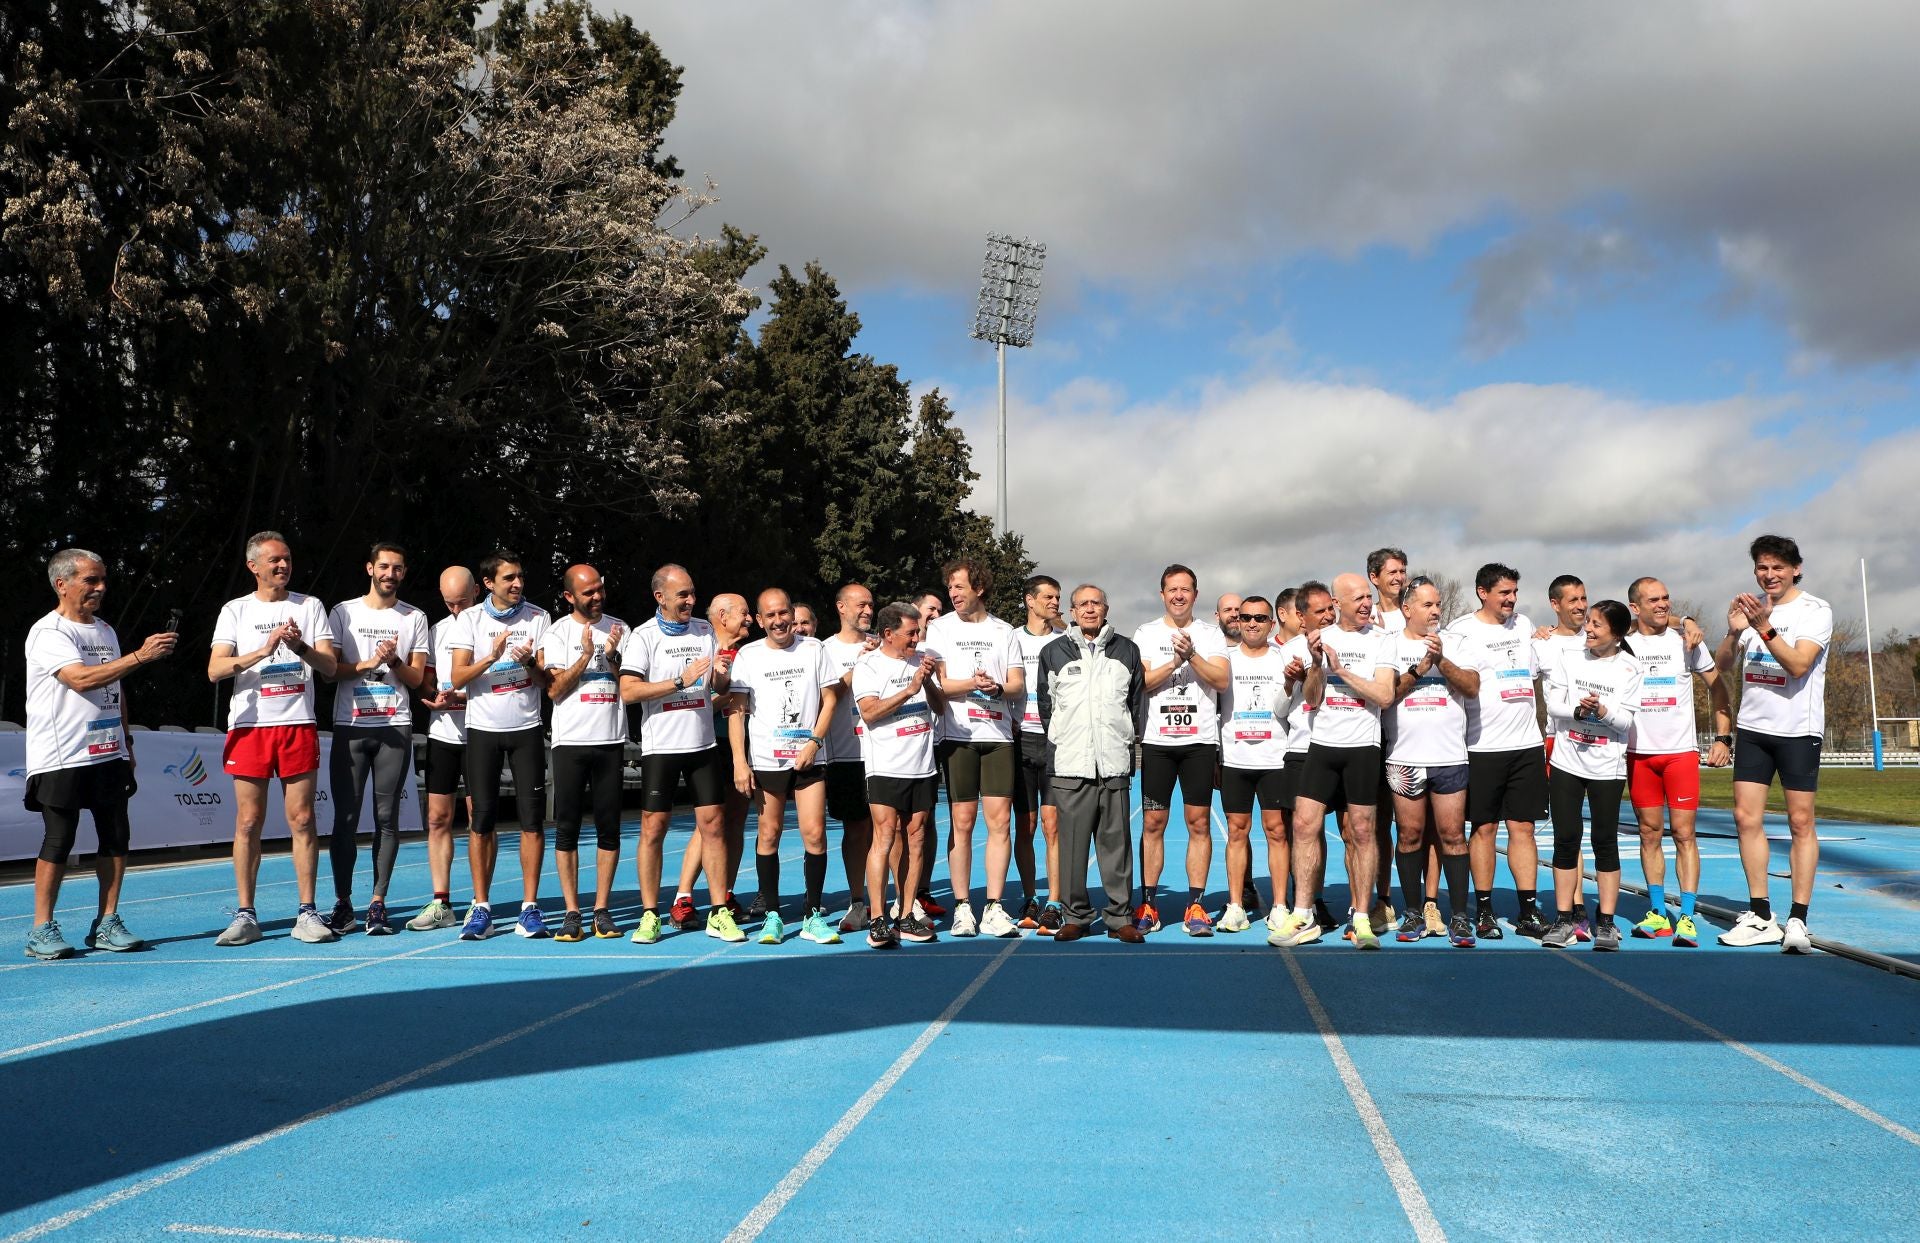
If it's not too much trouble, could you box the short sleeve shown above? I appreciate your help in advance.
[1801,602,1833,652]
[211,601,239,651]
[617,627,648,677]
[543,623,575,670]
[27,625,84,678]
[1194,626,1229,659]
[815,643,838,690]
[306,597,335,646]
[447,608,477,653]
[1685,640,1715,676]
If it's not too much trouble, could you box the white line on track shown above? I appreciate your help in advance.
[723,936,1022,1242]
[1,949,725,1242]
[0,939,455,1063]
[1279,949,1448,1243]
[1555,953,1920,1149]
[165,1225,410,1243]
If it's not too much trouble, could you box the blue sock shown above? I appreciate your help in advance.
[297,902,316,915]
[1680,891,1697,918]
[1647,884,1666,916]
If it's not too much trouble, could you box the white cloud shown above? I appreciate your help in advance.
[624,0,1920,362]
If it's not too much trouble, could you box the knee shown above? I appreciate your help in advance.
[286,809,316,836]
[595,827,622,854]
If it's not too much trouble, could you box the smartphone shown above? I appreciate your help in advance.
[165,608,183,634]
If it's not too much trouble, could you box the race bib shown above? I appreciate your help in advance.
[1569,729,1608,747]
[578,671,617,705]
[1745,653,1786,687]
[85,715,123,757]
[773,727,811,761]
[1156,703,1199,737]
[486,658,531,694]
[351,683,400,720]
[259,661,306,698]
[1495,667,1533,702]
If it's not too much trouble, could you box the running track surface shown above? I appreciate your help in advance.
[3,790,1919,1241]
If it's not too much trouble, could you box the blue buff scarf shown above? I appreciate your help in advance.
[656,611,690,637]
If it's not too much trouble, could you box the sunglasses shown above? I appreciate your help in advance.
[1237,612,1273,622]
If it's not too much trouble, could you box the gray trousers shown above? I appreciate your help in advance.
[1052,775,1134,931]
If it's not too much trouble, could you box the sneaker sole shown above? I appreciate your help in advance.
[84,937,143,952]
[1353,939,1380,951]
[1184,925,1214,937]
[1593,941,1620,952]
[365,926,395,937]
[594,929,622,939]
[215,930,263,947]
[1450,937,1476,948]
[24,946,75,960]
[1782,939,1813,954]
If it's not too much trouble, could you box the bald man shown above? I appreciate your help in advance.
[543,564,628,941]
[409,566,480,931]
[669,592,753,928]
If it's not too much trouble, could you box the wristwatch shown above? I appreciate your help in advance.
[671,672,685,691]
[1714,733,1733,745]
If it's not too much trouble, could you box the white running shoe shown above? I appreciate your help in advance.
[1781,917,1813,954]
[950,901,979,937]
[214,911,262,947]
[1218,903,1251,933]
[1718,910,1784,947]
[1264,905,1290,935]
[978,901,1020,938]
[291,910,340,944]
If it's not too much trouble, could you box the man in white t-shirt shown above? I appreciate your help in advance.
[821,583,879,932]
[619,563,740,944]
[447,549,551,941]
[729,588,843,945]
[1625,576,1731,947]
[1443,563,1550,942]
[1532,575,1589,765]
[1216,595,1288,933]
[1270,573,1397,950]
[409,566,479,932]
[1012,575,1066,932]
[1367,549,1409,635]
[669,592,753,931]
[853,601,949,947]
[543,564,627,943]
[1133,564,1231,936]
[324,542,429,937]
[926,557,1026,938]
[208,530,338,947]
[21,549,177,960]
[1363,547,1411,931]
[1713,534,1833,953]
[1214,593,1243,646]
[1268,583,1341,939]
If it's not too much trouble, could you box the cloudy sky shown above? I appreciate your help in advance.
[620,1,1919,633]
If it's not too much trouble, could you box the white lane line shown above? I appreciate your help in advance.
[1556,953,1920,1149]
[0,940,454,1063]
[723,936,1022,1243]
[165,1226,410,1243]
[3,949,725,1243]
[1279,950,1447,1243]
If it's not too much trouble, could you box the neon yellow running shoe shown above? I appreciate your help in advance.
[629,909,662,945]
[1632,910,1674,939]
[1673,914,1699,947]
[705,907,745,943]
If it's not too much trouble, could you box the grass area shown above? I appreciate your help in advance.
[1698,766,1920,825]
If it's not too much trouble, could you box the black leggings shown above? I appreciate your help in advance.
[465,725,546,836]
[330,726,412,900]
[552,744,623,853]
[1549,768,1623,872]
[38,802,131,863]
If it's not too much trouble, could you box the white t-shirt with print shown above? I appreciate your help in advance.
[212,592,334,729]
[1734,593,1832,739]
[1012,625,1064,737]
[1134,617,1230,747]
[820,634,871,765]
[426,614,470,745]
[619,616,720,755]
[1547,648,1643,782]
[925,612,1023,743]
[544,614,628,747]
[1384,631,1474,767]
[731,636,839,771]
[1310,624,1394,749]
[1444,611,1542,753]
[852,650,939,779]
[1628,627,1716,755]
[1277,633,1315,757]
[328,598,429,729]
[25,612,125,775]
[1220,645,1289,770]
[449,602,550,734]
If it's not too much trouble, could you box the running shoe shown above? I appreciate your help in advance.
[1423,901,1446,938]
[326,899,359,935]
[1512,908,1548,940]
[1541,916,1578,949]
[1592,916,1621,952]
[950,901,979,937]
[1632,911,1674,939]
[592,908,620,939]
[897,912,938,943]
[631,909,662,944]
[1217,903,1251,933]
[867,918,899,950]
[748,891,768,919]
[1368,899,1395,934]
[916,890,947,920]
[669,895,701,931]
[1265,905,1291,936]
[1673,914,1699,948]
[215,909,263,947]
[458,902,491,945]
[293,909,339,944]
[1447,912,1477,948]
[1018,899,1042,929]
[704,908,744,944]
[1476,910,1506,941]
[1396,910,1427,943]
[1718,910,1783,947]
[1572,915,1593,944]
[1781,917,1813,954]
[1036,902,1065,936]
[758,911,786,945]
[364,900,394,937]
[981,900,1022,938]
[840,900,871,934]
[1182,902,1214,937]
[1349,912,1379,951]
[407,898,458,932]
[85,912,143,952]
[1269,912,1322,948]
[24,920,75,960]
[515,905,550,939]
[800,908,841,945]
[554,910,586,942]
[1132,901,1162,934]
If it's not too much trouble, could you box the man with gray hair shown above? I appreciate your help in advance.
[1036,584,1147,943]
[22,549,178,959]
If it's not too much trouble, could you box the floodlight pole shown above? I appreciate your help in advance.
[970,232,1044,541]
[996,341,1008,537]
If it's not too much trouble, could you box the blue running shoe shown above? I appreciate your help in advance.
[25,920,75,960]
[85,912,144,952]
[459,904,493,941]
[515,905,550,939]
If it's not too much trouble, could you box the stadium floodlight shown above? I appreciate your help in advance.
[970,233,1046,537]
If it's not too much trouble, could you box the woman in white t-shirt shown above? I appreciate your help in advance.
[1543,599,1642,951]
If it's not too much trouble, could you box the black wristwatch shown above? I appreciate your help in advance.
[1714,733,1733,745]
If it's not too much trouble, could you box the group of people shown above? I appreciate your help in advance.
[21,530,1831,960]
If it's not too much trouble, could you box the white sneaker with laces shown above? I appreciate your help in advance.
[1218,903,1251,933]
[1718,910,1784,947]
[978,901,1020,938]
[1781,917,1813,954]
[950,901,979,937]
[1264,905,1290,935]
[291,910,340,944]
